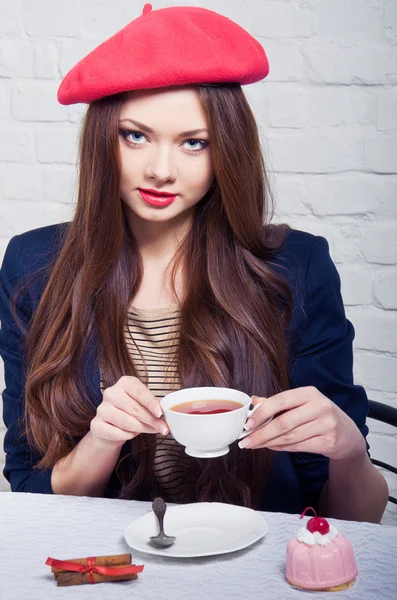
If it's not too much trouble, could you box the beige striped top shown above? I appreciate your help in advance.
[124,305,181,398]
[123,305,191,500]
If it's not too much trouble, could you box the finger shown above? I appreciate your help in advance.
[248,419,330,450]
[119,376,163,418]
[244,401,264,429]
[98,401,169,435]
[247,401,322,445]
[121,393,168,432]
[106,405,168,435]
[90,420,136,444]
[104,381,164,430]
[266,436,328,455]
[251,395,265,406]
[247,387,316,428]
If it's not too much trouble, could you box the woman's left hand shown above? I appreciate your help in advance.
[238,386,367,461]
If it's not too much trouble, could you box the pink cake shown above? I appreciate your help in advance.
[286,507,358,592]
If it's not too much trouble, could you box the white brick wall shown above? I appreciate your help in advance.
[0,0,396,523]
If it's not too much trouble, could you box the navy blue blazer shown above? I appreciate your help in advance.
[0,223,369,513]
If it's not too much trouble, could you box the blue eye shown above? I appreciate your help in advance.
[131,132,145,143]
[184,139,208,151]
[119,129,147,144]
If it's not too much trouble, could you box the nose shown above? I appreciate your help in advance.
[145,145,177,183]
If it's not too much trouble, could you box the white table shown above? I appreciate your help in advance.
[1,492,396,600]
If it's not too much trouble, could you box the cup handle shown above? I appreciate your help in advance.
[237,402,273,440]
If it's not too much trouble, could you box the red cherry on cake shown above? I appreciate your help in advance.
[306,516,330,535]
[300,506,330,535]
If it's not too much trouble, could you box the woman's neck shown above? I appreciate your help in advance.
[127,211,192,262]
[126,211,190,310]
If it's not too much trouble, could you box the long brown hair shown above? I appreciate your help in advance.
[20,84,293,508]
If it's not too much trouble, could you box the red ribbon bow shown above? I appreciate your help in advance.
[45,557,144,584]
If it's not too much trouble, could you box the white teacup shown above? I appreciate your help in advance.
[160,386,265,458]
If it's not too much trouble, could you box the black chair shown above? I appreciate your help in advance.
[367,400,397,505]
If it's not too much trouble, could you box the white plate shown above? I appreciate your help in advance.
[124,502,269,558]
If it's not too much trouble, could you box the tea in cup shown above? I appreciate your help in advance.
[160,387,263,458]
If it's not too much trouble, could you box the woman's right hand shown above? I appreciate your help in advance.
[90,376,169,449]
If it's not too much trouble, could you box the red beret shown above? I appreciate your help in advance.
[58,4,269,105]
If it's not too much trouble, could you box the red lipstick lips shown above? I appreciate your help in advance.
[138,188,177,207]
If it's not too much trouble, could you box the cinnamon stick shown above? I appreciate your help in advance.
[47,553,143,586]
[56,571,138,587]
[50,553,132,577]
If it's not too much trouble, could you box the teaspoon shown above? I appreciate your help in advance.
[150,497,176,548]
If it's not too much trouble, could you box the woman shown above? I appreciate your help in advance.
[0,5,388,521]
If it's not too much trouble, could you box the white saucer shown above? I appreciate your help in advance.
[124,502,269,558]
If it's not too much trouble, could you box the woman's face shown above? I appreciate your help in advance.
[118,87,214,228]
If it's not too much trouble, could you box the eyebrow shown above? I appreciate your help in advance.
[118,118,209,137]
